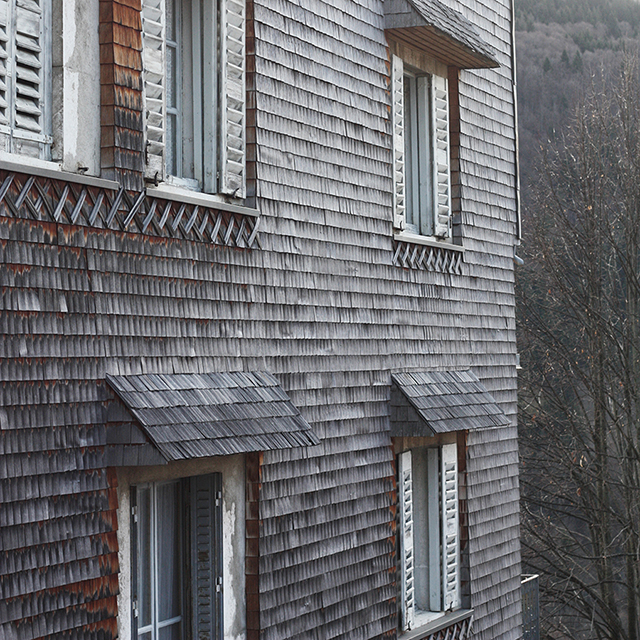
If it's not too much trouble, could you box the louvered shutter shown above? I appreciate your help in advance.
[391,54,406,231]
[142,0,166,182]
[219,0,245,198]
[0,0,10,127]
[398,451,415,630]
[441,443,460,611]
[191,473,223,640]
[13,0,46,138]
[431,74,451,238]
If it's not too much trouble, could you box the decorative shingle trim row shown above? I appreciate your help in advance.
[393,236,463,274]
[0,167,260,249]
[402,610,473,640]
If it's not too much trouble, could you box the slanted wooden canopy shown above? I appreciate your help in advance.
[390,370,510,436]
[107,371,319,461]
[385,0,499,69]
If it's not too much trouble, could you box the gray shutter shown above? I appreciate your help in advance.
[142,0,166,182]
[200,0,217,192]
[13,0,46,136]
[441,443,460,611]
[191,473,223,640]
[391,54,406,231]
[0,0,10,127]
[399,450,415,630]
[219,0,245,198]
[432,74,451,238]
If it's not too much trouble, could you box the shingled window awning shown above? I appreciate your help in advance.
[107,371,320,461]
[385,0,499,69]
[390,370,510,436]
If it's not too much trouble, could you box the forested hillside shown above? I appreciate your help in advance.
[516,2,640,638]
[516,0,640,210]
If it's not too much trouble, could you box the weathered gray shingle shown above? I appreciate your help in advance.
[390,370,510,436]
[107,371,319,460]
[384,0,499,68]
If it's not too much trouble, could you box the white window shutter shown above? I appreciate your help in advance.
[399,450,415,630]
[431,74,451,239]
[391,54,406,231]
[13,0,47,137]
[219,0,246,198]
[142,0,166,183]
[0,0,10,127]
[441,442,460,611]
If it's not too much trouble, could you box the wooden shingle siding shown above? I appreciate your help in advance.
[99,0,144,191]
[0,0,519,637]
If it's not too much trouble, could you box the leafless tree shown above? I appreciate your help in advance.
[518,52,640,640]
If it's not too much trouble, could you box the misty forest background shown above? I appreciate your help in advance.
[516,0,640,637]
[516,0,640,211]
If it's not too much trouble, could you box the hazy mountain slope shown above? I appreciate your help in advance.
[515,0,640,211]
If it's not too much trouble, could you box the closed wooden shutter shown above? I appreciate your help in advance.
[0,0,50,156]
[219,0,245,198]
[0,0,11,127]
[191,473,224,640]
[441,443,460,611]
[13,0,46,136]
[399,450,415,630]
[432,74,451,238]
[142,0,166,182]
[391,54,406,231]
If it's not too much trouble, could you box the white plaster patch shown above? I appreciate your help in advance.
[57,0,101,174]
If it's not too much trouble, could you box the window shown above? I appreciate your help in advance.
[392,54,451,239]
[398,443,460,632]
[142,0,246,197]
[0,0,52,159]
[131,474,223,640]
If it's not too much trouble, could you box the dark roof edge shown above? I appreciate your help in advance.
[385,0,500,69]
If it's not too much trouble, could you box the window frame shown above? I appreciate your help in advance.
[141,0,246,198]
[130,473,224,640]
[398,443,460,633]
[392,54,451,241]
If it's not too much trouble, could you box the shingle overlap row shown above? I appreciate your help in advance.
[107,371,319,460]
[391,369,510,436]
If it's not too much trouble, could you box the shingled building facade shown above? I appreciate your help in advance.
[0,0,522,639]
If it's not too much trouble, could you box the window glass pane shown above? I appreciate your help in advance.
[159,622,182,640]
[166,114,177,176]
[166,45,177,110]
[139,633,152,640]
[157,482,182,622]
[137,486,152,629]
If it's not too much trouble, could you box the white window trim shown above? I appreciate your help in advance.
[398,443,461,634]
[115,456,246,640]
[146,183,259,216]
[393,230,464,253]
[392,54,451,240]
